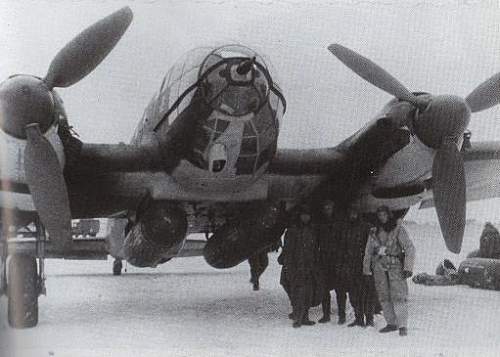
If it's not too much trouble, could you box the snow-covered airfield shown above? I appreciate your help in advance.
[2,223,500,357]
[2,1,500,356]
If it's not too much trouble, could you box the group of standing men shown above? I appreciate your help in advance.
[276,201,415,336]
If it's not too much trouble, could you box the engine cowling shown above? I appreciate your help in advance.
[123,203,187,267]
[203,204,285,269]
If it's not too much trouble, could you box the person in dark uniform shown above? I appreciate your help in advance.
[316,200,347,325]
[339,207,376,327]
[281,205,320,328]
[279,226,293,311]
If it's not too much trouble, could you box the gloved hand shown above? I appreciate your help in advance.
[402,270,413,279]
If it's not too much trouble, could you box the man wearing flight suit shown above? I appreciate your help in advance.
[282,205,320,328]
[363,206,415,336]
[317,200,347,324]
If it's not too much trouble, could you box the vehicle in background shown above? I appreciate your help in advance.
[72,219,101,238]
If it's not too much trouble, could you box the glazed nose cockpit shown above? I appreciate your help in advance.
[200,50,271,117]
[189,45,285,177]
[149,44,285,181]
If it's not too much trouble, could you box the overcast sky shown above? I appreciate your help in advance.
[1,0,500,222]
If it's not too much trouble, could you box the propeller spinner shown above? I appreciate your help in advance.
[0,7,133,248]
[328,43,500,253]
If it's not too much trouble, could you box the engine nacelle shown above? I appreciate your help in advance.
[123,203,187,268]
[204,204,285,269]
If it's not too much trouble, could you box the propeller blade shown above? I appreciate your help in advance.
[432,141,466,253]
[465,72,500,113]
[24,124,72,249]
[328,44,423,107]
[43,6,133,89]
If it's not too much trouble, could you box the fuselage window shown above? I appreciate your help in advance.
[235,155,256,175]
[252,103,273,134]
[256,147,273,170]
[206,118,217,129]
[241,137,258,155]
[243,121,256,136]
[216,118,230,132]
[193,125,212,152]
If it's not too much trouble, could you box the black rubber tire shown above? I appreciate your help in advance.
[7,255,39,328]
[113,259,123,276]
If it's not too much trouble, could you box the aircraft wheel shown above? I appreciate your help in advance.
[7,254,39,328]
[113,259,123,276]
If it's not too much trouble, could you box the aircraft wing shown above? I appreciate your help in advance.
[65,115,404,220]
[420,141,500,209]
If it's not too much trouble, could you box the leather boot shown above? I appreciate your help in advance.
[379,324,398,333]
[347,319,365,327]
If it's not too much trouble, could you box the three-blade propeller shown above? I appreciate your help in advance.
[328,43,500,253]
[6,7,133,248]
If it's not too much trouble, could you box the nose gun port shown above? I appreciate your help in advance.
[208,143,227,173]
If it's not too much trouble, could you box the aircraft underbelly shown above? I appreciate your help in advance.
[171,159,264,194]
[355,192,426,213]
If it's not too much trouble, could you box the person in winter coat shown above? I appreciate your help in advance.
[337,207,376,328]
[363,206,415,336]
[281,205,322,328]
[316,200,347,324]
[467,222,500,259]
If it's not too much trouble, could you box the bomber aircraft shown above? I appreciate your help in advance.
[1,6,500,328]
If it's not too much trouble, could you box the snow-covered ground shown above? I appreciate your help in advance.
[2,223,500,357]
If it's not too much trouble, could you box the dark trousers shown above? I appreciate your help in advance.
[322,288,347,319]
[249,252,269,284]
[291,278,313,323]
[349,276,376,323]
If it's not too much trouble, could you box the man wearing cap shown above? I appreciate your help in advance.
[316,200,347,324]
[339,207,375,328]
[282,204,319,328]
[363,206,415,336]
